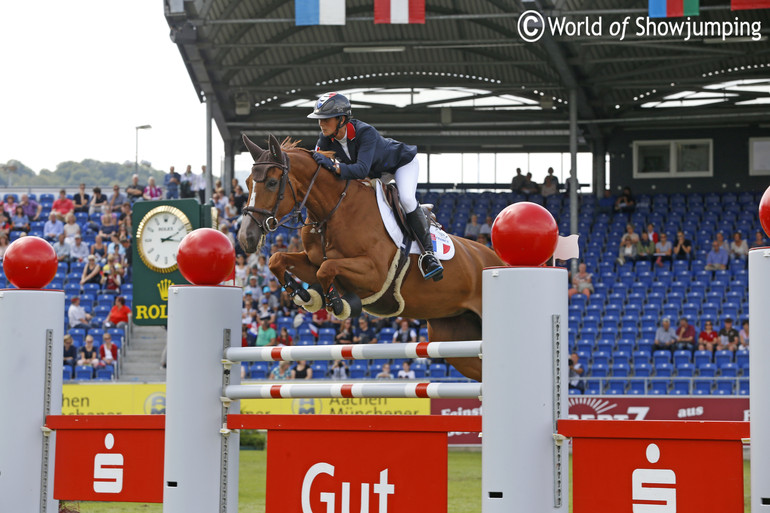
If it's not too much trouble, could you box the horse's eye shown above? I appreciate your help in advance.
[267,178,279,188]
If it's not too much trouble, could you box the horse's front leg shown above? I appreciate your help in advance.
[269,251,323,312]
[316,256,379,319]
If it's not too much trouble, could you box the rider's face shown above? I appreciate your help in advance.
[318,117,337,137]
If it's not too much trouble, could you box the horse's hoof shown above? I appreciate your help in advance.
[329,297,344,317]
[295,287,311,303]
[294,285,324,312]
[342,292,362,318]
[335,300,352,320]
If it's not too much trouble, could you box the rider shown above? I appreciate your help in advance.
[308,92,443,281]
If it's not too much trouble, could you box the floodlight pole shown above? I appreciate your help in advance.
[135,125,152,175]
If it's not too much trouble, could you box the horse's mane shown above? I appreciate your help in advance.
[281,137,334,159]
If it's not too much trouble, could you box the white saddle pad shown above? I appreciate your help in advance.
[373,180,455,260]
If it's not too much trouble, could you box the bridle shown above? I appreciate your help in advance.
[241,152,349,243]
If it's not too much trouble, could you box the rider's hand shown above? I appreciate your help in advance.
[313,152,336,172]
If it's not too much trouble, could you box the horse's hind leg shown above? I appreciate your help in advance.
[428,312,482,382]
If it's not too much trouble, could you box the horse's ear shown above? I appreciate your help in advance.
[242,134,264,162]
[267,134,282,162]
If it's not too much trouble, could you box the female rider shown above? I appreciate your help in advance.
[308,92,443,281]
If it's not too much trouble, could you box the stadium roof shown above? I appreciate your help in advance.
[164,0,770,154]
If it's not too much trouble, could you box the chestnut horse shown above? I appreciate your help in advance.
[237,135,503,380]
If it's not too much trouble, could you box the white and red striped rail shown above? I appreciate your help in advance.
[224,340,482,363]
[225,382,482,400]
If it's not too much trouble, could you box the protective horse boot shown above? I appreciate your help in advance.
[406,207,444,281]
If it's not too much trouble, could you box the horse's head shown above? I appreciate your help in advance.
[238,134,292,253]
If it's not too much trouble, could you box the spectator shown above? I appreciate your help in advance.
[479,216,493,238]
[541,167,559,197]
[715,231,729,252]
[120,237,132,280]
[645,223,659,244]
[291,360,313,380]
[354,317,378,344]
[180,165,197,199]
[730,232,749,260]
[0,212,10,238]
[63,213,81,244]
[143,177,163,201]
[117,202,132,232]
[0,233,9,261]
[104,296,131,331]
[244,275,262,299]
[275,327,293,346]
[63,334,77,367]
[81,255,102,286]
[510,168,525,192]
[717,318,740,352]
[89,187,109,216]
[477,233,491,248]
[2,195,17,216]
[621,224,640,246]
[673,231,692,261]
[101,255,123,292]
[520,172,539,195]
[287,235,303,253]
[224,196,239,224]
[99,333,118,367]
[653,232,672,267]
[397,361,416,379]
[72,184,90,213]
[614,187,635,213]
[68,296,96,330]
[125,174,144,204]
[234,254,248,287]
[597,189,615,214]
[108,184,128,213]
[265,278,282,309]
[99,211,118,238]
[653,317,678,353]
[52,189,74,221]
[164,166,182,199]
[335,318,355,344]
[269,360,292,380]
[739,320,749,350]
[69,234,90,263]
[11,205,30,232]
[376,363,394,379]
[77,335,100,367]
[751,230,767,249]
[464,214,481,241]
[106,234,127,264]
[198,165,208,202]
[674,318,696,352]
[90,235,107,264]
[43,212,64,242]
[569,262,594,299]
[392,319,417,343]
[271,234,288,253]
[705,240,729,271]
[568,352,584,393]
[697,320,718,352]
[330,359,348,379]
[254,315,276,347]
[53,233,72,265]
[19,194,42,221]
[617,237,638,266]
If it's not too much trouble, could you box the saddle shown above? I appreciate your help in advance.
[380,182,438,234]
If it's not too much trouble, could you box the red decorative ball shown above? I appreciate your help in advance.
[491,202,559,266]
[177,228,236,285]
[2,236,59,289]
[760,185,770,240]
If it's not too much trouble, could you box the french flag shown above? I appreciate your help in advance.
[648,0,699,18]
[295,0,346,26]
[374,0,426,24]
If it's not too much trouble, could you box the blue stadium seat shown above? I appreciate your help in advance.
[672,350,691,367]
[653,350,671,366]
[676,363,695,377]
[249,362,269,379]
[606,380,627,395]
[429,363,447,377]
[739,379,749,396]
[592,352,611,367]
[699,363,717,378]
[649,379,668,395]
[671,379,690,395]
[75,365,94,380]
[715,379,735,395]
[714,350,734,369]
[736,349,749,371]
[633,362,652,377]
[655,363,673,377]
[693,379,712,395]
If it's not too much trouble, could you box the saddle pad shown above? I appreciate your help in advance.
[373,180,455,260]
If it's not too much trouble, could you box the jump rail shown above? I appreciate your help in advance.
[224,340,483,363]
[224,382,482,400]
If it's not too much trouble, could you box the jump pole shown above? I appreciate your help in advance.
[163,284,242,513]
[750,247,770,510]
[0,288,63,513]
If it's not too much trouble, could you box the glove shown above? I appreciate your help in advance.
[313,152,336,172]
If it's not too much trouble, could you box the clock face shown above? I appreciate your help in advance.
[137,206,193,273]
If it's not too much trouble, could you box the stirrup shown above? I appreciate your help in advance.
[417,252,443,280]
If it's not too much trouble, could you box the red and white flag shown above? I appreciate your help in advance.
[374,0,425,24]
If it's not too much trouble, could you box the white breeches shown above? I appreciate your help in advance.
[381,157,419,213]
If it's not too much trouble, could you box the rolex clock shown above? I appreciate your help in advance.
[136,205,193,273]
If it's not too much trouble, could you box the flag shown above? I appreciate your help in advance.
[732,0,770,9]
[552,234,580,262]
[374,0,426,24]
[648,0,699,18]
[295,0,346,26]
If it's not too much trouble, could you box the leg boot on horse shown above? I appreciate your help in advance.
[407,207,443,281]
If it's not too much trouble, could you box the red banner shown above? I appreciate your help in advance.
[732,0,770,9]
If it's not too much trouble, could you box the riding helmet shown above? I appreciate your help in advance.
[307,92,352,119]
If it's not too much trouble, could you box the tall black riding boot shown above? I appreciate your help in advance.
[406,207,444,281]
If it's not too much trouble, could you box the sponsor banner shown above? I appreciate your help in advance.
[63,384,429,416]
[433,396,750,445]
